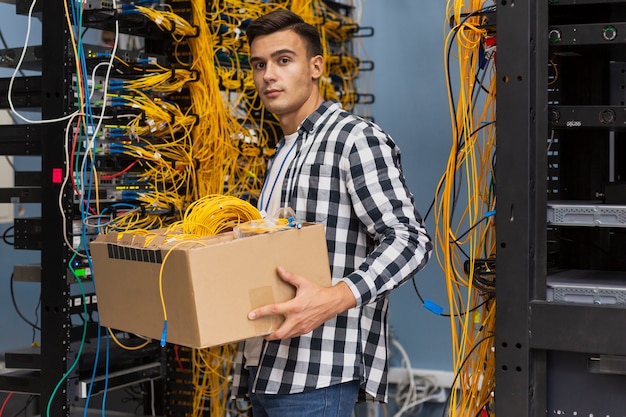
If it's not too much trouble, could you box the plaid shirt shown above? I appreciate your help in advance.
[232,100,432,403]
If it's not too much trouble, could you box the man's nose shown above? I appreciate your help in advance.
[263,62,276,82]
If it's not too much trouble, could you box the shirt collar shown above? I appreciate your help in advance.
[298,100,342,135]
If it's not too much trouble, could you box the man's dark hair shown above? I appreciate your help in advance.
[246,9,323,58]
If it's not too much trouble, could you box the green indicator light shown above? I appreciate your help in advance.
[603,26,617,41]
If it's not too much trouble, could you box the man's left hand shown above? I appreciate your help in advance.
[247,266,357,340]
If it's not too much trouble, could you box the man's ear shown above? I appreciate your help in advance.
[311,55,324,80]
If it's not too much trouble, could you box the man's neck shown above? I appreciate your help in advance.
[280,94,324,135]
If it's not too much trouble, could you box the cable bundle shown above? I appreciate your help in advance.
[164,194,260,417]
[135,5,198,39]
[168,193,262,237]
[435,1,497,416]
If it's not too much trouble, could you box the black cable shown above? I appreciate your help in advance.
[8,395,36,417]
[411,274,492,318]
[9,273,41,331]
[471,48,495,106]
[0,27,10,50]
[452,239,471,260]
[450,213,495,245]
[416,118,496,313]
[2,225,15,245]
[474,71,492,97]
[423,196,435,223]
[440,334,496,417]
[473,278,495,296]
[4,156,15,171]
[33,297,41,343]
[410,276,426,305]
[423,120,495,224]
[447,34,495,259]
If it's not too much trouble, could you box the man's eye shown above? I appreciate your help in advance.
[280,57,290,64]
[254,62,265,70]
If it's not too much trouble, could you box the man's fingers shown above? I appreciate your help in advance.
[248,302,296,340]
[277,265,310,289]
[248,266,317,340]
[248,303,281,320]
[276,265,297,284]
[247,267,295,320]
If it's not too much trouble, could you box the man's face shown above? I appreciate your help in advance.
[249,29,322,125]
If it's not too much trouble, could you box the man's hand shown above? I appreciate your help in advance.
[247,266,357,340]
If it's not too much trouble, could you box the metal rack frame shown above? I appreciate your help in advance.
[39,1,74,414]
[496,1,626,415]
[495,1,548,414]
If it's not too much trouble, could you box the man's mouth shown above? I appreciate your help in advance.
[264,89,281,98]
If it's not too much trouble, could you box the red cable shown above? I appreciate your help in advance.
[101,160,139,179]
[0,392,14,417]
[174,345,185,370]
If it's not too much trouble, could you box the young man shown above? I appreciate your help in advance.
[231,9,432,417]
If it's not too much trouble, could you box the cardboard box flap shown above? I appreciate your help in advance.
[97,231,120,243]
[120,233,134,245]
[147,234,167,249]
[133,235,147,247]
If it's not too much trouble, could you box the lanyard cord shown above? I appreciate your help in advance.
[259,139,298,215]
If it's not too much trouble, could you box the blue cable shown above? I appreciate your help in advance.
[82,326,101,417]
[423,299,444,316]
[102,333,110,417]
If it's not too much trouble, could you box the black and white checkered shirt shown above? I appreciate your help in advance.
[232,100,432,403]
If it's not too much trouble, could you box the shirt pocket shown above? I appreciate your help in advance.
[296,164,335,224]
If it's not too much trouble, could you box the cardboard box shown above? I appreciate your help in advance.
[89,223,331,348]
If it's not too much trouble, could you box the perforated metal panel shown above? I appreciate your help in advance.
[547,202,626,226]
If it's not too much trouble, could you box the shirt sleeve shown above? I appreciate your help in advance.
[340,124,433,306]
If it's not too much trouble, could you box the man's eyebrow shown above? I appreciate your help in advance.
[270,48,296,58]
[250,48,297,64]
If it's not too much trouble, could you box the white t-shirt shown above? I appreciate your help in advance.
[245,131,299,367]
[258,132,299,218]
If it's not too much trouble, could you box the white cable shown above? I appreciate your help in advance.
[8,0,79,124]
[390,337,417,416]
[61,0,120,258]
[59,111,87,257]
[393,387,444,417]
[83,6,120,170]
[82,213,113,228]
[78,3,120,213]
[390,337,443,417]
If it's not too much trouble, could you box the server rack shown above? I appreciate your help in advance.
[0,2,182,416]
[1,2,166,416]
[39,1,80,414]
[496,1,626,415]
